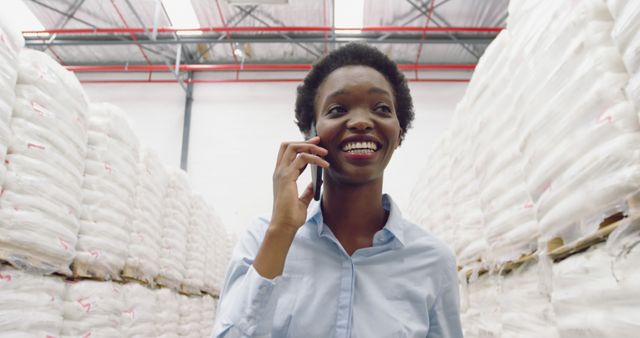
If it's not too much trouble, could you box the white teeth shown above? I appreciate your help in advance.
[341,141,378,152]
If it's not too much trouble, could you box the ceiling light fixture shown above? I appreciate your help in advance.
[161,0,202,35]
[4,0,45,33]
[334,0,364,34]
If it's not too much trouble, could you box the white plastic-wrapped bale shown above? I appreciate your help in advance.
[0,49,88,275]
[201,294,217,338]
[448,119,485,266]
[0,266,65,337]
[466,30,539,267]
[124,148,167,284]
[0,17,23,187]
[178,294,202,338]
[122,282,158,338]
[605,0,640,120]
[74,103,139,280]
[61,280,123,338]
[211,213,232,293]
[460,274,502,338]
[182,195,208,294]
[407,134,455,251]
[606,0,640,75]
[551,240,640,338]
[500,261,559,338]
[157,169,190,290]
[202,213,218,296]
[505,0,640,245]
[155,288,180,338]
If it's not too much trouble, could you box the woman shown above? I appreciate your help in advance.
[213,43,462,338]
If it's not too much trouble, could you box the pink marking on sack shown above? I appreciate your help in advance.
[123,309,136,320]
[89,249,100,258]
[81,332,92,338]
[0,273,12,282]
[31,101,47,116]
[48,290,56,302]
[27,143,45,150]
[523,201,534,209]
[78,298,92,313]
[597,114,613,125]
[59,238,70,251]
[104,162,112,173]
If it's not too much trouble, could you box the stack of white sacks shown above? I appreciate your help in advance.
[124,148,168,284]
[183,196,208,294]
[460,273,502,337]
[0,22,230,335]
[0,48,88,275]
[409,0,640,266]
[408,135,454,251]
[62,280,124,337]
[75,103,139,279]
[0,266,65,337]
[157,169,190,290]
[407,0,640,336]
[155,288,181,338]
[0,19,22,187]
[458,216,640,338]
[205,213,235,294]
[178,294,203,338]
[606,0,640,111]
[122,282,158,337]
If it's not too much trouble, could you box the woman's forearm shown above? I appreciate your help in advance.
[253,224,298,279]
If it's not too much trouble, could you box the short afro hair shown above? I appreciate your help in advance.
[295,43,414,144]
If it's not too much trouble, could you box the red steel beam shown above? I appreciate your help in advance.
[65,63,475,72]
[23,26,504,35]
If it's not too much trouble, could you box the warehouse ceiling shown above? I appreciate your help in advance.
[20,0,507,79]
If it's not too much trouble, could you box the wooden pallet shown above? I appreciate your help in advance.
[460,210,632,280]
[71,260,123,282]
[547,212,625,262]
[121,264,155,286]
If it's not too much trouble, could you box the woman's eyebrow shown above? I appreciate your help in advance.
[368,87,391,96]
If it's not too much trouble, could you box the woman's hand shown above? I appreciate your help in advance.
[271,136,329,233]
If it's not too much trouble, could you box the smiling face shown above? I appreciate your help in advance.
[313,65,402,185]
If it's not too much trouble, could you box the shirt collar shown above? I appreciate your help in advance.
[305,194,406,247]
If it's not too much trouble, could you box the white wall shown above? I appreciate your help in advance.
[80,73,467,237]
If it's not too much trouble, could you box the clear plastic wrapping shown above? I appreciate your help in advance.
[61,280,124,338]
[155,288,180,338]
[551,242,640,337]
[0,51,88,276]
[122,283,158,338]
[74,103,139,280]
[124,148,167,284]
[178,294,202,338]
[183,195,208,294]
[0,266,65,337]
[157,169,190,290]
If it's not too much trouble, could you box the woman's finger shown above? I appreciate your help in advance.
[275,137,322,167]
[290,153,330,173]
[281,142,327,166]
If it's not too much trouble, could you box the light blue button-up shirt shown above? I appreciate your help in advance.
[212,194,463,338]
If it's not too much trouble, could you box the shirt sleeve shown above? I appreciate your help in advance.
[212,218,281,338]
[426,250,464,338]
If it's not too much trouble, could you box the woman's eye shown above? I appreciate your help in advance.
[327,106,346,115]
[373,104,392,114]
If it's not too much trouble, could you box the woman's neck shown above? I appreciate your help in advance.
[321,179,388,255]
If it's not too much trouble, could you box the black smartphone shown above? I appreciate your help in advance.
[308,122,323,201]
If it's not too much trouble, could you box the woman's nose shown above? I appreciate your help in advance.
[346,109,374,131]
